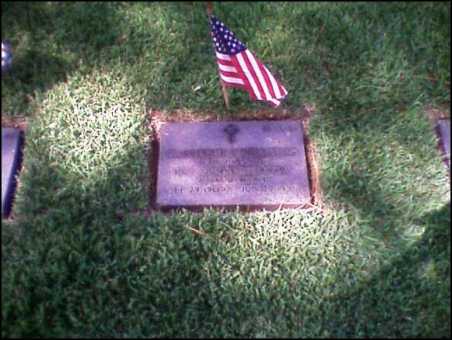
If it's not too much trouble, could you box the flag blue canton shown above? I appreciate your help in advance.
[209,16,246,55]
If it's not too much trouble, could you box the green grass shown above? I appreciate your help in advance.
[2,1,450,337]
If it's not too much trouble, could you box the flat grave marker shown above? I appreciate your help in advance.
[437,119,450,168]
[156,120,311,209]
[2,127,23,217]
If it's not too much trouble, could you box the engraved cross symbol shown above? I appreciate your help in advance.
[223,124,240,144]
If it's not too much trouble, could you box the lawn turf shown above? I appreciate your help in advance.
[1,2,450,337]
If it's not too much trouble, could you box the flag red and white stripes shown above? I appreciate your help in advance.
[210,15,288,107]
[216,50,288,107]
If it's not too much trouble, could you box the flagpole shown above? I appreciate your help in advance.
[206,1,230,110]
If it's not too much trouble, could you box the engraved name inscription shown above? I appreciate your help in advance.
[164,147,297,160]
[164,146,302,196]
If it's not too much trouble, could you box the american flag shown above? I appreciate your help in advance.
[209,15,288,107]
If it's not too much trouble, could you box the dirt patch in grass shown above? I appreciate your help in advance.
[424,104,450,168]
[299,104,324,208]
[424,103,450,126]
[1,115,28,130]
[146,104,324,212]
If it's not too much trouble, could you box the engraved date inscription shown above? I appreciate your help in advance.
[165,146,302,197]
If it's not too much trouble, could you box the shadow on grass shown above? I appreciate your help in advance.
[316,104,450,245]
[2,50,71,113]
[1,2,450,337]
[319,202,450,337]
[2,138,149,337]
[2,116,450,337]
[129,2,275,116]
[1,2,123,114]
[306,1,450,241]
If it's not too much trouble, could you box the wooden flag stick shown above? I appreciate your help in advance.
[206,2,230,110]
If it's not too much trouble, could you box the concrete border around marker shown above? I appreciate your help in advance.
[423,105,450,171]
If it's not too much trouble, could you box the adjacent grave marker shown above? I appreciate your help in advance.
[438,119,450,168]
[156,120,311,209]
[2,127,23,217]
